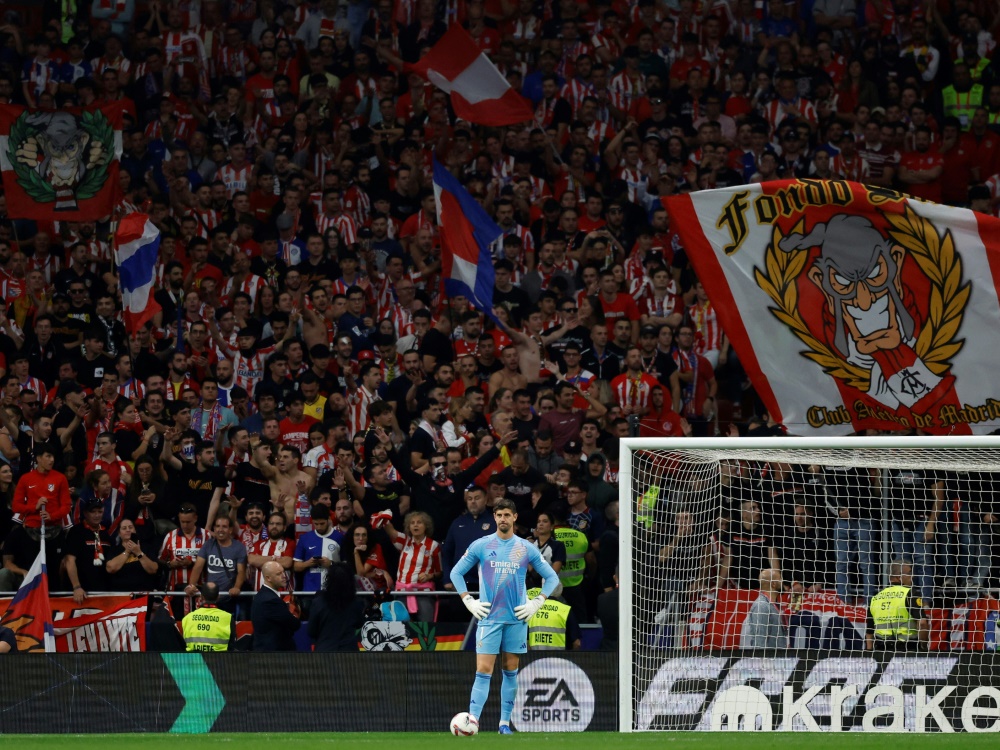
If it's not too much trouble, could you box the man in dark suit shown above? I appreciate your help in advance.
[251,561,300,651]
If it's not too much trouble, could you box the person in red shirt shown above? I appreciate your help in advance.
[935,118,972,200]
[640,385,684,437]
[13,446,72,529]
[610,347,662,418]
[465,0,501,53]
[247,512,296,591]
[960,106,1000,183]
[85,432,133,493]
[245,48,277,108]
[898,126,944,203]
[279,394,319,454]
[597,268,640,342]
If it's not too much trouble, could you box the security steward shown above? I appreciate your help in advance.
[866,562,928,650]
[181,582,235,652]
[551,510,591,619]
[526,586,582,651]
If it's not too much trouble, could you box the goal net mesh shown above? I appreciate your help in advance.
[625,442,1000,732]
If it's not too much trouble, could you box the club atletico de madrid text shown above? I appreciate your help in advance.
[806,398,1000,429]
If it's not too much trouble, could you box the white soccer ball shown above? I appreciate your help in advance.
[450,712,480,736]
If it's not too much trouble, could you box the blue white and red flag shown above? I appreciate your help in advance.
[0,532,55,652]
[432,158,501,318]
[114,212,162,333]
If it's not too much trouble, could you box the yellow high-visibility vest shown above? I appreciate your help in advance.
[552,527,588,587]
[181,605,233,651]
[526,587,570,650]
[870,585,916,641]
[942,84,984,130]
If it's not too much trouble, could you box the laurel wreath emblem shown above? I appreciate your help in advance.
[753,205,969,392]
[7,109,115,203]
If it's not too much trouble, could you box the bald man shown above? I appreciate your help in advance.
[740,568,787,649]
[251,560,301,651]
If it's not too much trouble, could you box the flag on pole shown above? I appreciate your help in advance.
[405,25,533,126]
[661,179,1000,435]
[0,104,123,220]
[0,532,55,652]
[432,158,501,317]
[114,212,162,333]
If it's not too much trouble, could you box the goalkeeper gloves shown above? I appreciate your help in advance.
[514,596,546,621]
[462,594,491,621]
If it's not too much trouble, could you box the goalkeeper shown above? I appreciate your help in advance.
[450,498,559,735]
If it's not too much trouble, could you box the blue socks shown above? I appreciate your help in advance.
[469,672,491,719]
[500,669,518,725]
[468,668,519,724]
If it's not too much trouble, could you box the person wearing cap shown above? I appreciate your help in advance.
[303,344,338,394]
[64,495,114,603]
[275,212,306,266]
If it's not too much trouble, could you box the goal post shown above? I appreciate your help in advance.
[619,435,1000,733]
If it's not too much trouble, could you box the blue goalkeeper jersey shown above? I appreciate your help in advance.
[450,533,559,624]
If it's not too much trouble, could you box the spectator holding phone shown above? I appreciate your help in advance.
[293,504,342,593]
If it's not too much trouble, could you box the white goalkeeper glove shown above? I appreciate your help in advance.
[515,596,546,621]
[462,594,491,621]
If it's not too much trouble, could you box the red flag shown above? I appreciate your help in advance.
[0,104,124,221]
[405,25,533,126]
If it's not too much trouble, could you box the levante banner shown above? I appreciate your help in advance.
[663,181,1000,435]
[0,594,147,652]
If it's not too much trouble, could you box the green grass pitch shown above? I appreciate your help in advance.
[1,734,997,749]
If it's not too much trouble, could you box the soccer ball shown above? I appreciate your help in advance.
[450,712,479,736]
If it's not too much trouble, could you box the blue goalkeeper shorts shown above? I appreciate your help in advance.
[475,621,528,655]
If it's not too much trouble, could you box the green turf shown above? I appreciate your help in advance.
[0,734,996,749]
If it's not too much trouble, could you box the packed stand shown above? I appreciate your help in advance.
[0,0,995,648]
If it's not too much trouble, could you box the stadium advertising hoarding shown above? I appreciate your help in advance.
[635,651,1000,732]
[0,652,617,733]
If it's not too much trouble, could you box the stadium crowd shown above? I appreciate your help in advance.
[0,0,997,646]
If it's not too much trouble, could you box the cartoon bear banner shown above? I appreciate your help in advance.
[664,180,1000,435]
[0,104,124,221]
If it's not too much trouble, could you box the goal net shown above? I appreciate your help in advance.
[619,436,1000,733]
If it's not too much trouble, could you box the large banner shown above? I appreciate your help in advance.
[635,652,1000,731]
[0,104,124,220]
[0,594,147,652]
[664,181,1000,435]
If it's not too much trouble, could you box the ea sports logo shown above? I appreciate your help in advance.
[512,658,595,732]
